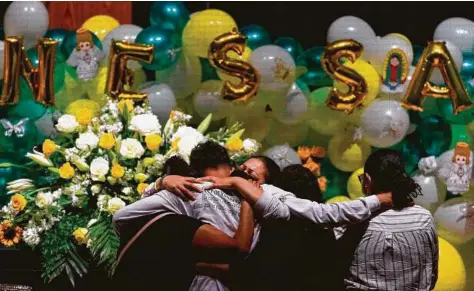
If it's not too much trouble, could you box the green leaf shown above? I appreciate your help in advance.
[197,114,212,134]
[65,263,75,287]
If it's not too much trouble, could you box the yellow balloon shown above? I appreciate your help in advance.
[124,68,147,91]
[86,66,108,107]
[434,237,466,291]
[334,59,380,107]
[328,134,372,172]
[182,9,237,58]
[347,168,365,199]
[226,109,272,142]
[326,196,350,203]
[217,46,252,82]
[265,120,309,147]
[82,15,120,40]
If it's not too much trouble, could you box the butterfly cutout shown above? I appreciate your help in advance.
[0,118,29,138]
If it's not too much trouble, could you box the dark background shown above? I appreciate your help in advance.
[0,1,473,49]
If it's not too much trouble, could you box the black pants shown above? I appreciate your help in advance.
[113,214,204,291]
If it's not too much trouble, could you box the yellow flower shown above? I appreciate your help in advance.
[226,136,243,152]
[42,139,59,157]
[145,134,162,151]
[118,100,134,113]
[66,99,100,126]
[59,162,75,180]
[135,173,148,183]
[99,133,116,150]
[171,137,181,149]
[111,163,125,178]
[0,220,22,247]
[137,183,149,195]
[72,228,88,245]
[10,194,26,212]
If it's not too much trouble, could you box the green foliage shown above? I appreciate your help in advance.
[40,213,91,286]
[206,122,244,143]
[88,215,120,275]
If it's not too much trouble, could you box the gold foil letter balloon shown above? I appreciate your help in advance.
[105,40,154,100]
[208,28,260,103]
[321,39,367,114]
[0,36,59,106]
[402,41,473,114]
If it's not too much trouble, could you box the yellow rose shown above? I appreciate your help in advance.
[118,100,134,113]
[226,136,243,152]
[10,194,26,212]
[137,183,149,195]
[145,134,162,151]
[72,228,88,245]
[59,162,75,180]
[135,173,148,183]
[99,133,116,150]
[111,163,125,178]
[75,108,93,125]
[42,139,59,157]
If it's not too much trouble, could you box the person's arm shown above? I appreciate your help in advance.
[142,175,202,200]
[429,220,439,290]
[202,176,392,226]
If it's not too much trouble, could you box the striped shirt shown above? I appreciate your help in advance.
[340,205,438,291]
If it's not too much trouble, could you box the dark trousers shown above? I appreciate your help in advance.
[113,214,204,291]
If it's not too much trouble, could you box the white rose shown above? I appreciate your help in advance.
[90,157,110,181]
[120,138,145,159]
[35,192,53,209]
[171,126,205,158]
[129,114,161,136]
[56,114,80,133]
[107,197,126,215]
[91,184,102,194]
[243,139,258,153]
[76,132,99,150]
[97,195,108,211]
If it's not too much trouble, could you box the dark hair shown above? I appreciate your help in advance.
[364,149,421,209]
[190,140,232,175]
[230,168,254,180]
[163,156,198,177]
[248,155,281,185]
[279,164,323,203]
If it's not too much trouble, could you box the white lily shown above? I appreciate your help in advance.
[6,179,35,194]
[26,151,53,167]
[71,156,90,172]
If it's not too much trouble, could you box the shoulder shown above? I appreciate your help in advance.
[262,184,296,197]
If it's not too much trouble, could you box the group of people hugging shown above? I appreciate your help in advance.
[112,140,438,291]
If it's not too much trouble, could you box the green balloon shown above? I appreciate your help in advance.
[399,136,422,175]
[320,158,350,201]
[450,124,472,148]
[8,99,47,121]
[417,115,451,157]
[241,25,271,50]
[26,47,66,94]
[296,47,333,87]
[438,98,474,125]
[200,57,219,82]
[0,117,42,157]
[0,157,20,206]
[274,37,304,60]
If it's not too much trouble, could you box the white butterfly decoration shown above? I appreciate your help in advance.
[0,118,29,138]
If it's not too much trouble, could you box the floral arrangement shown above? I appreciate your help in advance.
[297,145,327,192]
[0,96,260,285]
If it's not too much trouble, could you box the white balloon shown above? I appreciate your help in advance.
[366,34,413,75]
[250,45,295,92]
[327,16,376,51]
[156,53,202,100]
[193,80,231,121]
[102,24,143,69]
[434,17,474,52]
[430,40,463,85]
[412,171,447,213]
[0,41,4,80]
[263,143,301,170]
[143,84,176,124]
[276,82,309,125]
[360,100,410,148]
[434,197,474,245]
[4,1,49,49]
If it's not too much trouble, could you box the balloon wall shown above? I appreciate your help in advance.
[0,2,473,290]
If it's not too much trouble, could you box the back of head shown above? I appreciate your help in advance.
[190,140,232,176]
[280,164,322,203]
[250,155,281,185]
[364,149,421,209]
[163,156,198,177]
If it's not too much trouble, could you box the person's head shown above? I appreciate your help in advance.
[190,140,233,177]
[453,142,470,165]
[163,155,198,177]
[390,56,400,66]
[362,149,421,209]
[279,164,322,203]
[76,28,94,51]
[240,156,281,185]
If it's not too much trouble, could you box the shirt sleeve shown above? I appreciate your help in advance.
[254,188,381,226]
[113,190,190,232]
[429,218,439,290]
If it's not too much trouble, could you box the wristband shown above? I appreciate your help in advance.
[159,174,168,191]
